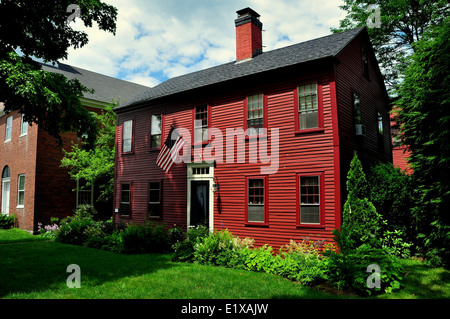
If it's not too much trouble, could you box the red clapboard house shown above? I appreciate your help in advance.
[113,8,392,249]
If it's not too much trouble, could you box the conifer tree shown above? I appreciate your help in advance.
[336,152,383,253]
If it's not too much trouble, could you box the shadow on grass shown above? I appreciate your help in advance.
[400,261,450,298]
[0,240,175,297]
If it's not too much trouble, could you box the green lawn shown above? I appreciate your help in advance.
[0,229,449,299]
[0,230,330,299]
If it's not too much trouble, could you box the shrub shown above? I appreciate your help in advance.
[193,229,243,268]
[37,222,60,239]
[278,239,329,285]
[325,245,403,295]
[381,229,412,259]
[121,222,170,254]
[172,225,210,262]
[0,213,15,229]
[56,213,95,245]
[368,162,415,242]
[168,225,184,246]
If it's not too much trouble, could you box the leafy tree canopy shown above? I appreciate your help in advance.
[0,0,117,147]
[332,0,449,92]
[61,104,116,202]
[395,17,450,266]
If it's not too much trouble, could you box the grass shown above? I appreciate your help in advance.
[0,231,330,299]
[0,229,449,299]
[0,228,48,244]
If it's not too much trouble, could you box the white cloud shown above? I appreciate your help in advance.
[63,0,346,88]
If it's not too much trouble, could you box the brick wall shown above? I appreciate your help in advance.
[0,110,39,231]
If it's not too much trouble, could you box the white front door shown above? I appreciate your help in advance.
[1,178,10,215]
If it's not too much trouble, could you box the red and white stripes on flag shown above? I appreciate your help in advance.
[156,126,186,173]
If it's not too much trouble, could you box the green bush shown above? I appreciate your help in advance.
[121,222,170,254]
[56,211,96,246]
[381,229,412,259]
[168,225,184,246]
[172,225,210,262]
[368,162,415,242]
[193,229,243,267]
[325,245,403,295]
[0,213,15,229]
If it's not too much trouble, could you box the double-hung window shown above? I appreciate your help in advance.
[354,94,362,125]
[194,105,209,143]
[17,174,25,207]
[297,173,324,227]
[20,114,28,136]
[295,83,323,132]
[120,183,131,216]
[150,114,162,148]
[5,116,12,142]
[246,176,268,225]
[122,120,133,153]
[148,181,161,218]
[246,94,265,136]
[77,179,93,207]
[377,112,384,149]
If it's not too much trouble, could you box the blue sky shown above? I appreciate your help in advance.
[64,0,347,88]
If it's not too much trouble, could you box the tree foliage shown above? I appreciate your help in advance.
[335,153,384,254]
[0,0,117,147]
[395,17,450,267]
[61,105,116,202]
[332,0,449,91]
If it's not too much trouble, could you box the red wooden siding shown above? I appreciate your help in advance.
[334,32,392,204]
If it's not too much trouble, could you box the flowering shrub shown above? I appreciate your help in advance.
[37,222,60,239]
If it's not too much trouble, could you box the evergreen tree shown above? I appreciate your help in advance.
[335,153,383,253]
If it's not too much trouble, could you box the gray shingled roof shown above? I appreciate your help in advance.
[118,27,365,110]
[40,63,150,106]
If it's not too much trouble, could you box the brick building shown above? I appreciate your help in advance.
[0,63,149,232]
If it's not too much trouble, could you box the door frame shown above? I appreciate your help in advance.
[1,177,10,215]
[186,162,214,232]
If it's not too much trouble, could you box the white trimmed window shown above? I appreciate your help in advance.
[122,120,133,153]
[76,179,93,207]
[298,83,318,130]
[20,114,28,136]
[150,114,162,148]
[5,116,12,142]
[17,174,25,207]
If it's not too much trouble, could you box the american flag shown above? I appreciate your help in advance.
[156,126,186,173]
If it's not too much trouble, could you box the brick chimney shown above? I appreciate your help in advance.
[235,8,263,61]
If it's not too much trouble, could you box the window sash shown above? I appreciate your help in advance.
[77,179,93,207]
[123,120,133,152]
[148,182,161,217]
[120,184,131,215]
[247,178,265,223]
[247,94,264,135]
[299,176,320,225]
[5,116,12,141]
[194,105,208,142]
[17,174,25,207]
[20,114,28,136]
[354,94,362,125]
[298,84,318,130]
[151,115,162,148]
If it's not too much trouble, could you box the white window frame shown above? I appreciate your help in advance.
[76,179,94,207]
[20,114,28,137]
[17,174,25,208]
[5,116,12,142]
[122,120,133,153]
